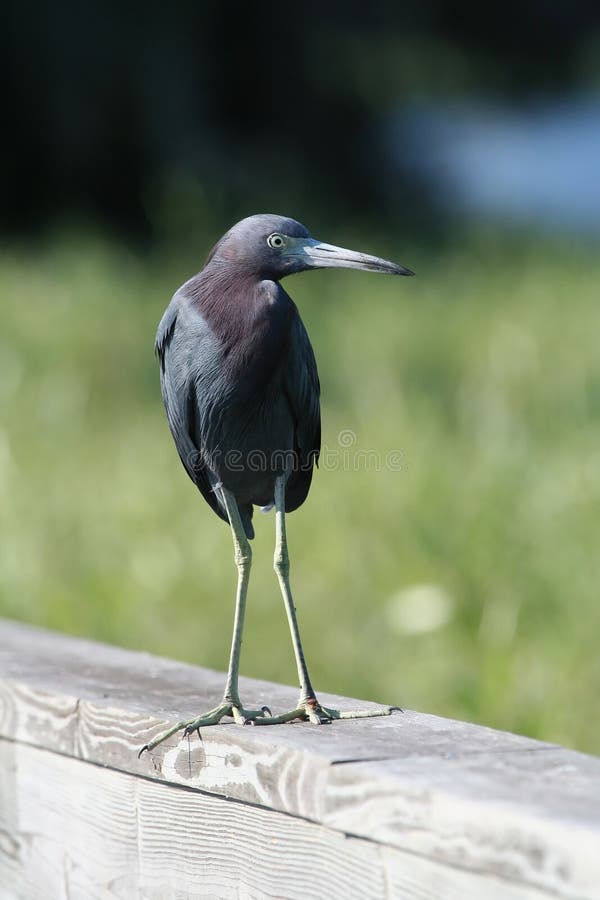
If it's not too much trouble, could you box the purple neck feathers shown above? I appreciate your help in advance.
[184,263,294,385]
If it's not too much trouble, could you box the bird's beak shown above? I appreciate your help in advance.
[298,238,414,276]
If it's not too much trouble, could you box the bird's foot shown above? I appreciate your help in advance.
[138,700,272,755]
[251,696,400,726]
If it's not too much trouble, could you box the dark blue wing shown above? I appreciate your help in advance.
[155,296,228,525]
[283,310,321,511]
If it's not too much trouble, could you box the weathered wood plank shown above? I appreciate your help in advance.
[324,750,600,898]
[1,740,388,900]
[1,618,599,899]
[380,846,552,900]
[0,740,553,900]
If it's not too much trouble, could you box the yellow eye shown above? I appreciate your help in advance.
[267,233,285,249]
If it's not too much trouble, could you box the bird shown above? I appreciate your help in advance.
[141,214,413,753]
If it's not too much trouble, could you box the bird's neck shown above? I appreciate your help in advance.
[188,263,268,324]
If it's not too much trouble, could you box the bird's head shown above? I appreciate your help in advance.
[206,214,414,280]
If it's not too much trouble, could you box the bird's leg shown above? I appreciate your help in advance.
[139,479,396,754]
[219,486,259,716]
[252,473,396,726]
[139,488,269,755]
[273,473,316,704]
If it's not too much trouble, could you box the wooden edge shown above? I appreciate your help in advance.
[1,739,553,900]
[1,618,599,899]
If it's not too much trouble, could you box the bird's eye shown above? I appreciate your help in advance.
[267,233,285,249]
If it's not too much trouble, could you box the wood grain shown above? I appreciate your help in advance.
[1,740,552,900]
[0,618,599,899]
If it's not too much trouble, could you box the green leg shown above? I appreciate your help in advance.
[253,474,396,726]
[139,487,269,755]
[273,473,315,704]
[221,486,252,708]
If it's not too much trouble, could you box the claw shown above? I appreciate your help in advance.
[138,698,396,752]
[307,706,333,725]
[139,700,274,751]
[242,705,272,724]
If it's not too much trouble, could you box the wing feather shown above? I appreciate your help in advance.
[155,298,227,524]
[282,311,321,511]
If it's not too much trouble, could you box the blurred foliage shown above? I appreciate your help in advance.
[3,2,600,236]
[1,226,599,754]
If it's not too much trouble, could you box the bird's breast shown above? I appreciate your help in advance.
[212,281,294,395]
[182,273,297,429]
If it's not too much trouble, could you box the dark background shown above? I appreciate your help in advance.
[3,1,600,241]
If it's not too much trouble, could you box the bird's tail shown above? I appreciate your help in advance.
[207,475,255,540]
[239,504,255,540]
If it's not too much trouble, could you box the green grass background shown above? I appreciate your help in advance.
[1,227,599,754]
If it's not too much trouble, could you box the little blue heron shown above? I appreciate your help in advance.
[142,215,413,752]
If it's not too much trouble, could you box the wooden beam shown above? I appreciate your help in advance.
[2,740,553,899]
[0,618,598,899]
